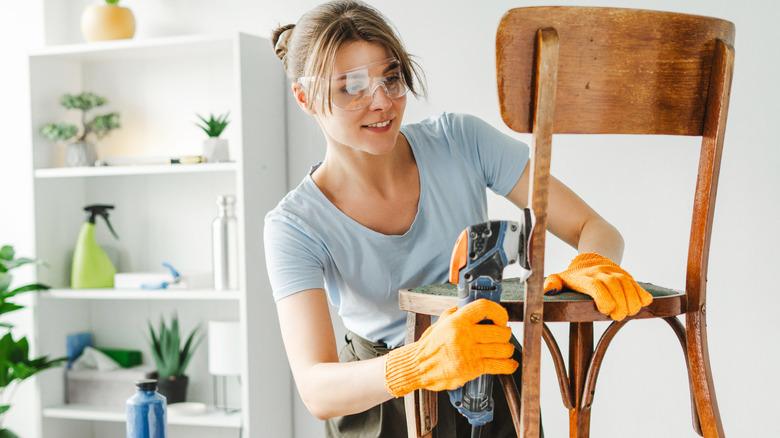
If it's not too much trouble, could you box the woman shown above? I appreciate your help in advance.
[264,1,653,436]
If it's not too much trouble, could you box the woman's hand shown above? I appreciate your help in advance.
[544,252,653,321]
[384,299,518,398]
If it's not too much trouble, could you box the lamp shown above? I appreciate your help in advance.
[208,321,241,412]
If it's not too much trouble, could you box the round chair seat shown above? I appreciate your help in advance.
[399,278,686,322]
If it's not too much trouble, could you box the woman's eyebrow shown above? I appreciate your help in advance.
[384,61,400,73]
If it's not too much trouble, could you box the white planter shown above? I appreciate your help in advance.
[65,141,96,167]
[203,137,230,163]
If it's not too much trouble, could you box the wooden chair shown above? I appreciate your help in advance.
[399,7,734,438]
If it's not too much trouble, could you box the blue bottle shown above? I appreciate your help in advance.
[126,379,167,438]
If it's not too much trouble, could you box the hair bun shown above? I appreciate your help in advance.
[271,24,296,61]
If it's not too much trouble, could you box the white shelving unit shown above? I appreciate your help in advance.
[28,33,290,438]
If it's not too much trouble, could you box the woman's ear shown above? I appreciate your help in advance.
[291,82,316,116]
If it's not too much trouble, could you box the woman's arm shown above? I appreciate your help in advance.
[505,166,625,263]
[276,288,393,420]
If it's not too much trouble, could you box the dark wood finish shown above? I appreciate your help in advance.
[403,312,435,438]
[496,6,735,135]
[402,6,734,438]
[520,26,559,438]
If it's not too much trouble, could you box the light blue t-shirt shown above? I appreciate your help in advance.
[263,112,530,348]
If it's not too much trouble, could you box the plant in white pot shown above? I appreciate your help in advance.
[196,112,231,163]
[81,0,136,42]
[146,313,203,404]
[40,92,120,167]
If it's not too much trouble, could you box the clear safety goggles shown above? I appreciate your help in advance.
[298,57,408,111]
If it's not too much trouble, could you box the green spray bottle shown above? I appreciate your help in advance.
[71,204,119,289]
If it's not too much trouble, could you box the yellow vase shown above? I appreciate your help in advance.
[81,3,136,42]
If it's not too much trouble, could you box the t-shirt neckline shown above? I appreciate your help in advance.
[304,129,425,240]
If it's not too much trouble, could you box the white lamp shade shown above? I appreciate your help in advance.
[208,321,241,376]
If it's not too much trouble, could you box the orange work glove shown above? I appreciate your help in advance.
[544,252,653,321]
[384,299,518,398]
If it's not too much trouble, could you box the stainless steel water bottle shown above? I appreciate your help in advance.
[126,379,166,438]
[212,194,238,290]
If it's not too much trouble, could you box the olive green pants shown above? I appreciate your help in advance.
[325,330,543,438]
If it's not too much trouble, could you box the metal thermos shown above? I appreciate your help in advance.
[212,195,238,290]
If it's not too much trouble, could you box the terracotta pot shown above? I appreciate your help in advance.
[81,3,136,42]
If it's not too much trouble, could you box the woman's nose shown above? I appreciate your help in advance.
[367,84,392,110]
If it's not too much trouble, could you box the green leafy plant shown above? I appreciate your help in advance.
[147,314,202,379]
[195,112,230,138]
[40,92,120,143]
[0,246,66,437]
[105,0,120,5]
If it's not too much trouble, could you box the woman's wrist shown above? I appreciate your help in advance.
[383,342,423,397]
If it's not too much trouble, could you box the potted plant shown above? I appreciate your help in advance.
[0,245,66,437]
[146,313,202,404]
[40,92,120,167]
[81,0,136,42]
[196,112,231,163]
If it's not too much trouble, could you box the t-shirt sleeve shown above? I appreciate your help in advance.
[263,212,326,302]
[443,112,530,196]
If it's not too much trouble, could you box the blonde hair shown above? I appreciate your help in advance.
[271,0,427,114]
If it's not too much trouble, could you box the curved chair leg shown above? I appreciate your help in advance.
[686,308,725,437]
[663,316,703,435]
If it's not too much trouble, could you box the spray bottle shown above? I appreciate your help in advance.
[71,204,119,289]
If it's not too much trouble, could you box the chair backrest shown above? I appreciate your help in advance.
[496,6,734,136]
[495,6,735,310]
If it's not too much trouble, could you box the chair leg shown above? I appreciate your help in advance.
[663,316,703,435]
[404,312,436,438]
[686,308,725,437]
[568,322,593,438]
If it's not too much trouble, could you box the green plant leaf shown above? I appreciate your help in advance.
[86,112,120,139]
[0,274,10,293]
[0,427,20,438]
[60,92,106,111]
[4,283,50,299]
[0,302,25,317]
[0,247,14,261]
[40,123,78,143]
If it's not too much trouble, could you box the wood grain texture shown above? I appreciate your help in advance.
[568,323,593,438]
[520,26,559,438]
[398,286,686,322]
[686,39,735,310]
[496,6,735,135]
[403,312,435,438]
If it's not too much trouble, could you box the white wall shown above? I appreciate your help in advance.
[3,0,778,437]
[0,1,46,437]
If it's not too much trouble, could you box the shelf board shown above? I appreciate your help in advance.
[34,162,237,178]
[29,33,236,62]
[43,404,241,428]
[42,288,241,301]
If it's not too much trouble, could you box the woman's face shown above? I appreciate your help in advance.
[294,40,407,156]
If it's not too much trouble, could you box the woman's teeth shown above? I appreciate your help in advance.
[364,120,391,128]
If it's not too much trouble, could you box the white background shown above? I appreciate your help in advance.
[1,1,777,437]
